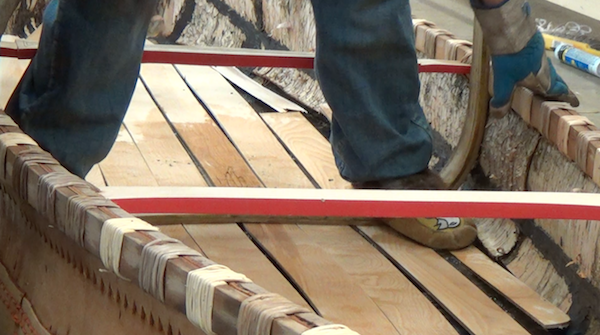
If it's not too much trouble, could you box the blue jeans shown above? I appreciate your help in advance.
[5,0,432,181]
[5,0,158,177]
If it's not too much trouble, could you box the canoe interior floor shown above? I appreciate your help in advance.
[0,52,569,335]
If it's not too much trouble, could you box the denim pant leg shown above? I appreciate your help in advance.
[5,0,157,178]
[310,0,432,183]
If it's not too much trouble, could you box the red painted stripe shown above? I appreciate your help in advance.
[0,46,18,58]
[141,50,316,69]
[2,45,471,74]
[111,197,600,221]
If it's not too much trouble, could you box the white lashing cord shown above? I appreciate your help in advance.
[99,217,159,280]
[65,194,117,246]
[186,264,252,335]
[37,172,94,222]
[237,293,310,335]
[301,325,361,335]
[0,133,37,178]
[139,238,202,302]
[14,150,58,201]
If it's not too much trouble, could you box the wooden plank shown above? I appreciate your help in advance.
[452,246,570,329]
[245,223,401,334]
[361,225,529,335]
[506,238,573,313]
[102,185,600,221]
[176,65,314,189]
[0,36,28,109]
[300,224,459,335]
[175,65,401,335]
[139,63,309,308]
[123,82,207,187]
[0,58,28,109]
[99,125,158,186]
[214,67,306,113]
[260,112,350,190]
[140,63,260,187]
[182,224,310,308]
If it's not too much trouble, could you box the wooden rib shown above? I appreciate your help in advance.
[176,65,401,334]
[214,66,306,113]
[135,63,309,307]
[452,246,570,329]
[261,112,458,334]
[439,22,490,188]
[361,225,530,335]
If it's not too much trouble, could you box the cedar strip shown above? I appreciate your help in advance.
[452,247,570,329]
[362,226,530,335]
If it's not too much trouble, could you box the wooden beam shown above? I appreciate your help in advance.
[451,246,570,329]
[101,186,600,221]
[440,21,490,188]
[0,39,471,74]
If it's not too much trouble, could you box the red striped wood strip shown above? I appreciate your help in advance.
[101,186,600,221]
[0,39,471,74]
[451,246,570,329]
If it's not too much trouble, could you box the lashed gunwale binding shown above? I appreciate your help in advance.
[0,120,337,335]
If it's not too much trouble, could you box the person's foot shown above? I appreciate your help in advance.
[353,169,477,250]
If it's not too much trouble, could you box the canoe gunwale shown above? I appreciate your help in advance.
[0,122,335,335]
